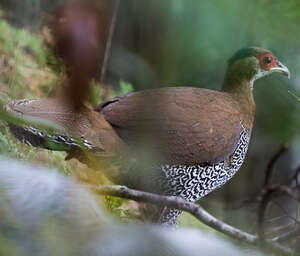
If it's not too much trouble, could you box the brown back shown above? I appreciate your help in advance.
[97,87,243,165]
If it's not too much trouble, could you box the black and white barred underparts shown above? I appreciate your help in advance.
[8,124,93,151]
[158,124,250,226]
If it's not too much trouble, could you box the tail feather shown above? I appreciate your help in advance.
[5,98,127,160]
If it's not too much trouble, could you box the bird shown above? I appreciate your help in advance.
[5,47,290,226]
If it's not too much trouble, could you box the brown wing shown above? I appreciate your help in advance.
[97,87,243,165]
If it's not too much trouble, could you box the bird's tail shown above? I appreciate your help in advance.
[5,98,130,175]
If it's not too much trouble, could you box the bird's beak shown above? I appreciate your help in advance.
[270,61,290,79]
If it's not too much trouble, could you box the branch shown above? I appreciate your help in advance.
[272,227,300,243]
[93,185,292,255]
[264,144,288,186]
[291,166,300,189]
[100,0,120,83]
[257,185,295,241]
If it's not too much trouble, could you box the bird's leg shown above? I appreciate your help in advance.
[158,207,182,227]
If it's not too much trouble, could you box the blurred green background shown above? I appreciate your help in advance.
[0,0,299,234]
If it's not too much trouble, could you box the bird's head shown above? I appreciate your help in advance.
[223,47,290,92]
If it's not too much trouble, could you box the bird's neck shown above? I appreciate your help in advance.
[221,77,256,132]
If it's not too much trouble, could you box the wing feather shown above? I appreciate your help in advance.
[98,87,242,165]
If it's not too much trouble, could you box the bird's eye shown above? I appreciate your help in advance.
[264,56,272,64]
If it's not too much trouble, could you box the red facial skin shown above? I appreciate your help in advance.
[257,52,279,71]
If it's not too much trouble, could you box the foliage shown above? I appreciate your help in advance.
[288,90,300,102]
[104,195,134,221]
[0,18,57,99]
[115,80,134,96]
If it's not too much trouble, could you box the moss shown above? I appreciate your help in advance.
[104,195,133,221]
[0,18,58,99]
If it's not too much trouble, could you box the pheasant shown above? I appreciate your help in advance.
[5,47,290,226]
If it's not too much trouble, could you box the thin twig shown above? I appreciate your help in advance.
[272,227,300,243]
[264,144,288,187]
[272,199,300,226]
[258,185,295,241]
[256,185,300,253]
[292,166,300,189]
[100,0,120,83]
[93,185,292,255]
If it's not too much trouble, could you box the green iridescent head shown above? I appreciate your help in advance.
[223,47,290,91]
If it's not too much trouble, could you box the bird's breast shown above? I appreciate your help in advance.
[159,123,250,201]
